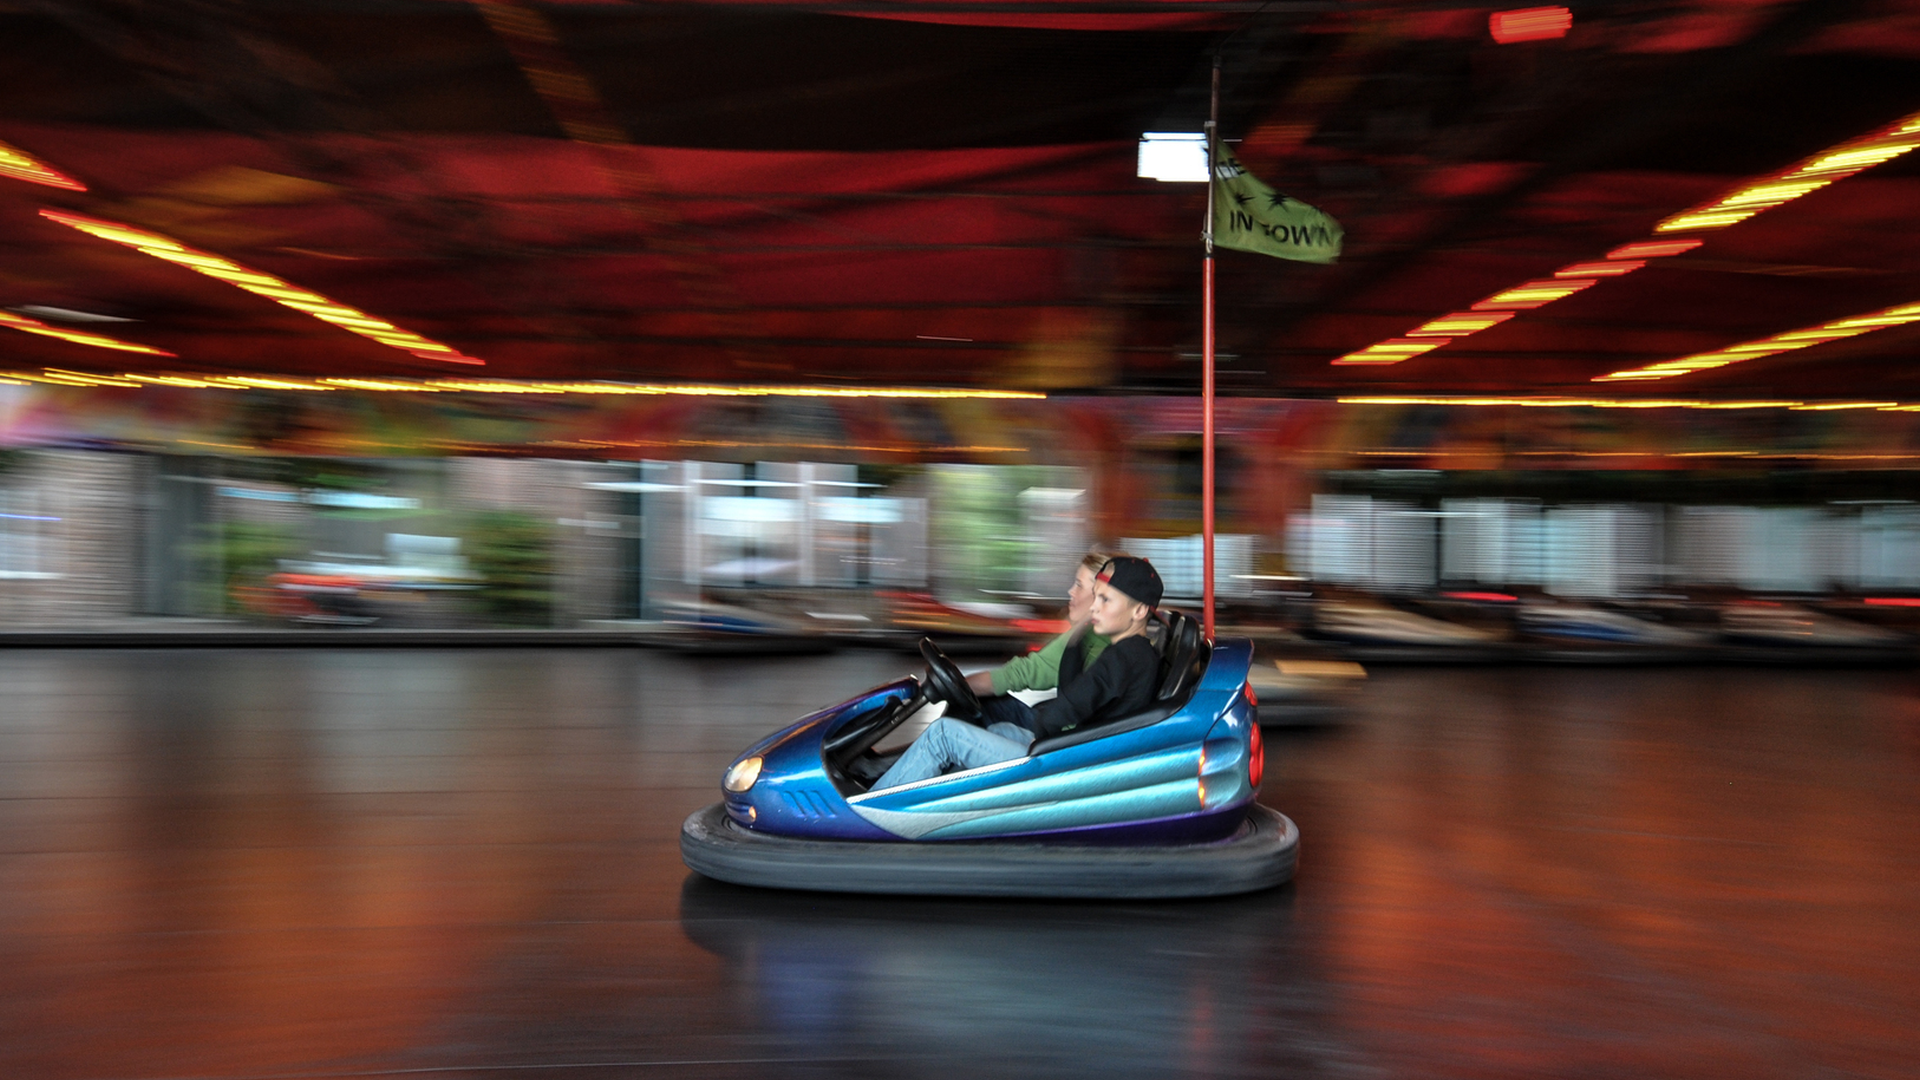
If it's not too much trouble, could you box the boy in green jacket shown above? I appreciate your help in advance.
[965,550,1120,699]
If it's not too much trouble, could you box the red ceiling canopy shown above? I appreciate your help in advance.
[0,1,1917,403]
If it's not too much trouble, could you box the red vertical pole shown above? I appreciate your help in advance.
[1202,256,1216,639]
[1201,55,1220,639]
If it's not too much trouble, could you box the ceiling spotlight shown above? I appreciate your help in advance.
[1137,133,1209,183]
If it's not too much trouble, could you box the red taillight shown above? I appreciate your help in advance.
[1248,721,1265,789]
[1243,679,1258,708]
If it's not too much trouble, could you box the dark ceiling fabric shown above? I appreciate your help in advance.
[0,3,1223,148]
[0,0,1917,401]
[0,128,1190,380]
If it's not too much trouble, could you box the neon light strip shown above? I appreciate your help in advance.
[1332,258,1642,364]
[1595,300,1920,381]
[1338,396,1810,409]
[1656,110,1920,233]
[0,141,85,191]
[1331,109,1920,368]
[1340,395,1920,412]
[0,310,171,356]
[0,370,1046,399]
[38,210,484,366]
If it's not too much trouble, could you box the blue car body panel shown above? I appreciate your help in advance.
[721,638,1260,844]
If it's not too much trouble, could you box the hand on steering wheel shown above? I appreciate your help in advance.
[918,638,984,723]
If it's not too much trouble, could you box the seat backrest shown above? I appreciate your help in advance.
[1155,608,1206,703]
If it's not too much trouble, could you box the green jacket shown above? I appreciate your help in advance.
[990,627,1111,695]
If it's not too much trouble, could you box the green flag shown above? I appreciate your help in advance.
[1211,146,1342,264]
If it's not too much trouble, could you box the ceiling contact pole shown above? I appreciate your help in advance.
[1201,54,1220,640]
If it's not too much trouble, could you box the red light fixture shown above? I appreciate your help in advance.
[1490,7,1571,44]
[1247,720,1264,790]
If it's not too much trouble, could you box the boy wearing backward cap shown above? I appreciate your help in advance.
[871,557,1166,791]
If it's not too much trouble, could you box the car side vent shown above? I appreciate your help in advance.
[779,789,838,819]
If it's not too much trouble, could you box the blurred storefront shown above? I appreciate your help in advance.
[6,382,1920,629]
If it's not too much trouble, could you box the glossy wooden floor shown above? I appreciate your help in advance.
[2,649,1915,1079]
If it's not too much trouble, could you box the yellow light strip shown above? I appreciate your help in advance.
[1332,111,1920,369]
[319,378,443,392]
[0,310,172,356]
[1338,396,1811,409]
[1655,110,1920,233]
[1472,278,1597,310]
[124,374,220,388]
[1555,260,1644,278]
[1407,311,1516,337]
[0,140,86,191]
[1596,299,1920,381]
[1330,338,1449,365]
[0,370,1048,399]
[6,369,144,388]
[217,376,333,391]
[37,210,485,367]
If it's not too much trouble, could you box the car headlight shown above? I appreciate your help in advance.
[723,756,763,793]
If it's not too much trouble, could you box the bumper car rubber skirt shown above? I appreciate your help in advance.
[679,803,1298,899]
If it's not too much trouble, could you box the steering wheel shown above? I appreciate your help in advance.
[918,638,983,723]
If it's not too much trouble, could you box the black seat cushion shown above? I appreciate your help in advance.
[1155,609,1206,702]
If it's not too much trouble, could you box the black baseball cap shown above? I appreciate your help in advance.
[1097,556,1163,609]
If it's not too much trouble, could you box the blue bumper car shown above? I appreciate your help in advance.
[680,611,1299,898]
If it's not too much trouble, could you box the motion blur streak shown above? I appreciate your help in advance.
[37,210,486,366]
[0,139,85,190]
[0,370,1047,398]
[1335,108,1920,369]
[1607,239,1703,259]
[1472,278,1599,310]
[1330,338,1448,364]
[0,310,171,356]
[1407,312,1517,336]
[1656,109,1920,233]
[1597,300,1920,381]
[1489,6,1572,44]
[1337,396,1811,409]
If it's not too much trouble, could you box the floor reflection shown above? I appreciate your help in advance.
[0,650,1915,1078]
[676,876,1356,1077]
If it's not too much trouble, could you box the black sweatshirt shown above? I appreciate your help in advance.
[1030,633,1160,738]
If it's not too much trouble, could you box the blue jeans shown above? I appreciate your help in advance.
[870,715,1035,790]
[979,694,1040,733]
